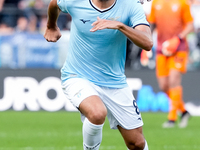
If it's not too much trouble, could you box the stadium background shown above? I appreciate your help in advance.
[0,0,199,113]
[0,1,200,150]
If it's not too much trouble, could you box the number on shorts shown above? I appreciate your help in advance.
[133,100,140,115]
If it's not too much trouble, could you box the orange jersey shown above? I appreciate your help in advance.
[148,0,193,53]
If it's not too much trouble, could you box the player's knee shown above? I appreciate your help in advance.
[127,138,145,150]
[159,84,168,92]
[88,109,107,125]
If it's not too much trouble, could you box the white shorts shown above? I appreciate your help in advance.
[61,78,143,130]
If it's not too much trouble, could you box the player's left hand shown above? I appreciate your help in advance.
[161,36,181,56]
[90,17,122,32]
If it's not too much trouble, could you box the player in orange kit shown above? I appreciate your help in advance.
[148,0,194,128]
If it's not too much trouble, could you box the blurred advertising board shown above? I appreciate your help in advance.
[0,69,142,112]
[0,31,70,69]
[0,69,199,116]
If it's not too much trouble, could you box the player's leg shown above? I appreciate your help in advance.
[62,78,107,150]
[167,69,182,123]
[79,95,107,125]
[118,126,148,150]
[80,95,107,150]
[156,76,177,128]
[168,51,190,128]
[157,76,169,92]
[156,54,175,127]
[156,54,169,93]
[168,70,190,128]
[99,86,147,150]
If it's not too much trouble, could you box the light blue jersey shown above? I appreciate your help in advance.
[58,0,149,88]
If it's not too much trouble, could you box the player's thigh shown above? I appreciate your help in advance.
[62,78,97,107]
[168,51,188,74]
[169,69,182,87]
[79,95,107,124]
[157,76,169,92]
[102,87,143,130]
[156,54,170,91]
[168,51,187,87]
[156,54,169,77]
[117,126,145,147]
[61,78,107,124]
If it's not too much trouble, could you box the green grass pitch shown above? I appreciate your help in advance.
[0,111,200,150]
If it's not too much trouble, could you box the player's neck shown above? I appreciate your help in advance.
[92,0,116,10]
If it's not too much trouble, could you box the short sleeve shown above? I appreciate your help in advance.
[147,0,156,24]
[129,2,149,28]
[57,0,68,13]
[181,0,193,25]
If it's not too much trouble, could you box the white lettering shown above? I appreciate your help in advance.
[0,77,142,111]
[0,77,14,111]
[13,77,40,111]
[38,77,66,112]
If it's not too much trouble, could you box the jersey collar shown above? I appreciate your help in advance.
[89,0,117,13]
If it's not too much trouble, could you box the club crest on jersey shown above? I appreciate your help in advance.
[172,4,179,12]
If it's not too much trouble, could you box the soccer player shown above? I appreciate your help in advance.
[147,0,194,128]
[44,0,153,149]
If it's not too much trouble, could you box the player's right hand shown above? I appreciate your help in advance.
[161,36,180,56]
[44,26,61,42]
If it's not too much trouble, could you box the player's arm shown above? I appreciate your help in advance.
[0,0,5,12]
[178,22,194,39]
[44,0,61,42]
[119,24,153,51]
[161,22,194,56]
[90,17,153,51]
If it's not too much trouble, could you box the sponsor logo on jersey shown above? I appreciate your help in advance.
[80,19,91,24]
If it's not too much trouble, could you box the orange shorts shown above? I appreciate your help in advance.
[156,51,188,77]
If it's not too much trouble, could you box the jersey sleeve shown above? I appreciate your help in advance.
[129,2,149,28]
[57,0,68,13]
[147,0,156,24]
[181,0,193,25]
